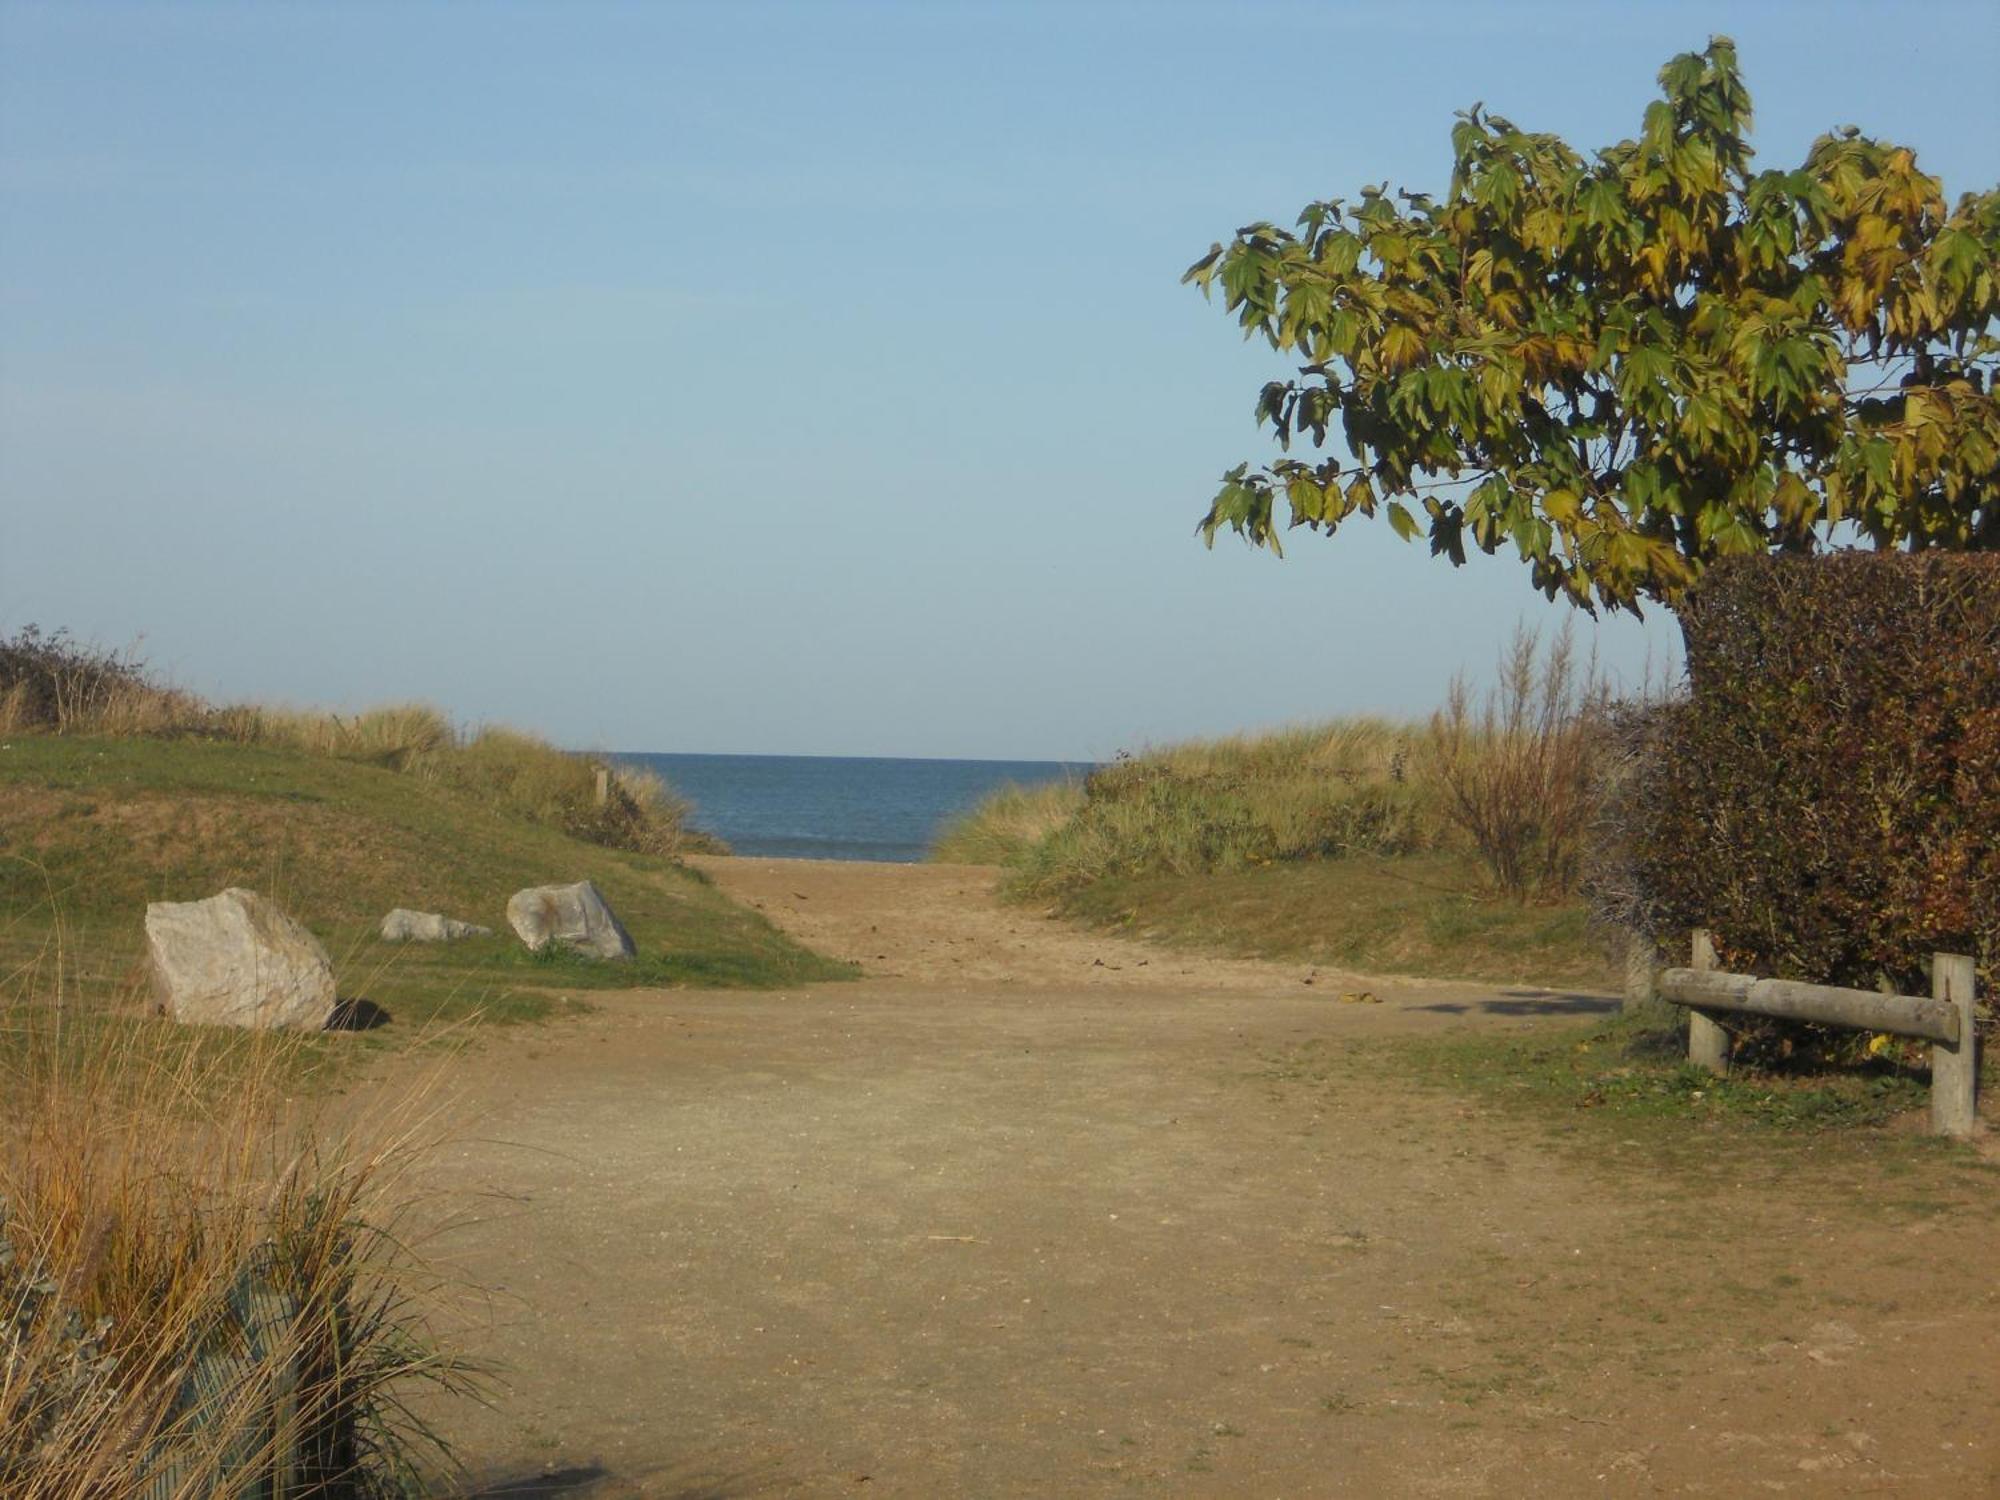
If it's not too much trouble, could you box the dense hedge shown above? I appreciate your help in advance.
[1622,553,1999,1001]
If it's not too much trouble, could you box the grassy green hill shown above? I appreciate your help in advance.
[0,735,852,1033]
[933,706,1620,992]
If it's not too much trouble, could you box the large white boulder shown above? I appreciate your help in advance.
[505,880,635,960]
[145,888,339,1031]
[380,908,492,942]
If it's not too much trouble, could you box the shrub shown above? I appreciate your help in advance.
[0,627,206,737]
[1430,624,1609,902]
[1611,554,2000,1001]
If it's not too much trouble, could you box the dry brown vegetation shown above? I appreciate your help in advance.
[0,627,208,741]
[1430,624,1609,900]
[0,959,475,1496]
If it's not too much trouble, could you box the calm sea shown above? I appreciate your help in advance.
[616,753,1087,862]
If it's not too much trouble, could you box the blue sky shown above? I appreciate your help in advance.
[4,1,1996,758]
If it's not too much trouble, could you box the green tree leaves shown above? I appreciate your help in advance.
[1188,36,2000,613]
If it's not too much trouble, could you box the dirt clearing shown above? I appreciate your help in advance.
[408,858,1997,1497]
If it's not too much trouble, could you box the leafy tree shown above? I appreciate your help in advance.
[1185,36,2000,613]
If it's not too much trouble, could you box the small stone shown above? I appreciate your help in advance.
[380,908,493,942]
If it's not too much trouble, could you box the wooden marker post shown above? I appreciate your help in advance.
[1688,929,1731,1076]
[1930,953,1979,1139]
[1622,929,1659,1015]
[594,766,610,807]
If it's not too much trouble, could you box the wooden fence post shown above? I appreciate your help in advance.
[1688,929,1731,1076]
[1930,952,1978,1138]
[1622,929,1659,1015]
[594,766,610,807]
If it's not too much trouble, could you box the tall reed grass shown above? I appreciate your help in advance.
[1431,624,1609,901]
[0,964,477,1496]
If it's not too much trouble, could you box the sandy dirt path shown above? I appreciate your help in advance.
[411,858,1999,1498]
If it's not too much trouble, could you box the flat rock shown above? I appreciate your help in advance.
[145,888,339,1031]
[380,908,493,942]
[506,880,636,960]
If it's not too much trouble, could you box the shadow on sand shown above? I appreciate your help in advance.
[473,1467,614,1497]
[1408,990,1620,1019]
[471,1461,766,1499]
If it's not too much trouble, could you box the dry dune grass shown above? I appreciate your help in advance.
[971,716,1444,898]
[1136,716,1414,783]
[0,636,209,741]
[930,780,1085,865]
[0,954,477,1496]
[218,702,457,770]
[0,677,210,739]
[942,628,1611,906]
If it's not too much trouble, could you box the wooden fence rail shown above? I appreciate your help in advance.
[1656,929,1980,1139]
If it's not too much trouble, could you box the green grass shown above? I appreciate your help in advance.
[0,735,854,1047]
[1366,1010,2000,1212]
[1260,1010,2000,1194]
[1402,1008,1937,1130]
[1,631,723,858]
[932,709,1617,990]
[221,708,728,859]
[1054,853,1619,990]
